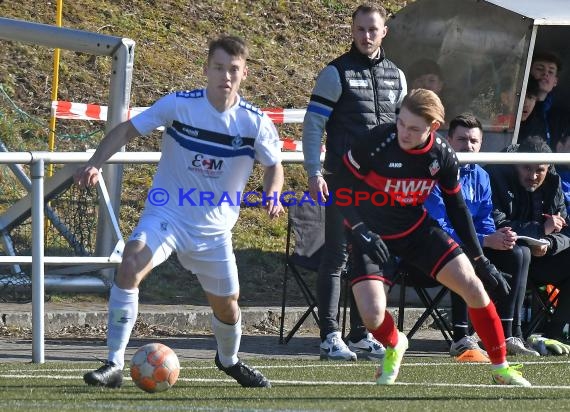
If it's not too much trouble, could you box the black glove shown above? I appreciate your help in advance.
[473,256,512,297]
[351,223,390,265]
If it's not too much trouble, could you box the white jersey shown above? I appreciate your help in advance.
[130,89,281,237]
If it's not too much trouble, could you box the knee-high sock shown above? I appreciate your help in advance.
[107,285,139,368]
[468,302,507,365]
[212,312,241,367]
[370,311,399,348]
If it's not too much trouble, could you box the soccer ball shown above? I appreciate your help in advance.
[130,342,180,393]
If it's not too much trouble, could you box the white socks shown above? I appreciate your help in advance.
[212,311,241,367]
[107,285,139,368]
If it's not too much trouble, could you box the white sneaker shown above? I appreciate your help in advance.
[319,331,357,361]
[348,333,386,360]
[506,337,540,356]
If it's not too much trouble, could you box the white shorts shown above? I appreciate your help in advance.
[128,212,239,296]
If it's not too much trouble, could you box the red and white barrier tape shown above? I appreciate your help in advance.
[51,101,306,124]
[51,101,324,152]
[280,138,325,152]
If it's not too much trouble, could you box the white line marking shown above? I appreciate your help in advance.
[1,374,570,390]
[2,358,569,374]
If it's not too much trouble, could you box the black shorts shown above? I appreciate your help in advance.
[348,217,463,286]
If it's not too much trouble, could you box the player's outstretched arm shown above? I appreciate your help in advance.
[74,120,140,188]
[262,162,284,219]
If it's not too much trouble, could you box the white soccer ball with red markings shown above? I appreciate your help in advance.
[130,342,180,393]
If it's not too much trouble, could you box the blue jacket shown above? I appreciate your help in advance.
[558,169,570,216]
[424,163,495,246]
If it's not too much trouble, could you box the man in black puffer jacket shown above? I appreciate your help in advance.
[302,3,407,361]
[487,137,570,348]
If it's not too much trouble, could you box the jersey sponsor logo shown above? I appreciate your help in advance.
[349,79,369,88]
[367,175,436,204]
[388,162,402,168]
[383,178,436,197]
[428,159,440,176]
[189,153,224,178]
[191,153,224,170]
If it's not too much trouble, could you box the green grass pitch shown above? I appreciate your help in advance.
[1,357,570,411]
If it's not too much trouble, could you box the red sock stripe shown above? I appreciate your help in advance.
[370,311,399,348]
[468,302,506,365]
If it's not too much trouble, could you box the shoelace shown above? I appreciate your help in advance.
[463,336,480,349]
[514,337,527,347]
[330,335,342,345]
[91,357,114,370]
[329,335,346,350]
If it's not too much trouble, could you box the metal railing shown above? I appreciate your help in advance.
[4,149,570,362]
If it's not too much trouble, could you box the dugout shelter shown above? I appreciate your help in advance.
[383,0,570,151]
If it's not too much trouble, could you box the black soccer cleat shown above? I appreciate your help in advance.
[83,361,124,388]
[215,352,271,388]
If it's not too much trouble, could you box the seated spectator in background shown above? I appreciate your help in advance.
[409,58,444,95]
[493,72,518,131]
[518,51,569,148]
[555,133,570,216]
[520,76,540,124]
[407,58,461,121]
[423,113,538,359]
[504,75,540,137]
[488,138,570,353]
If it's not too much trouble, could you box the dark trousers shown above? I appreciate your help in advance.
[528,246,570,339]
[317,174,366,342]
[451,245,530,338]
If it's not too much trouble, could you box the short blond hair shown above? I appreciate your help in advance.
[401,89,445,124]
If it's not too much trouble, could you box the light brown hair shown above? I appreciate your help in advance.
[352,3,388,21]
[401,88,445,124]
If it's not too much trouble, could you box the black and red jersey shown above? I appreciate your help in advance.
[340,123,461,239]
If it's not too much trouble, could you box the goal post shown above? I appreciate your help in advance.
[0,16,135,286]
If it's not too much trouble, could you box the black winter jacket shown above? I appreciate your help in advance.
[487,163,570,255]
[323,44,403,173]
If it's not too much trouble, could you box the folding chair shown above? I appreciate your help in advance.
[393,261,453,345]
[279,203,324,344]
[523,282,558,339]
[279,203,350,344]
